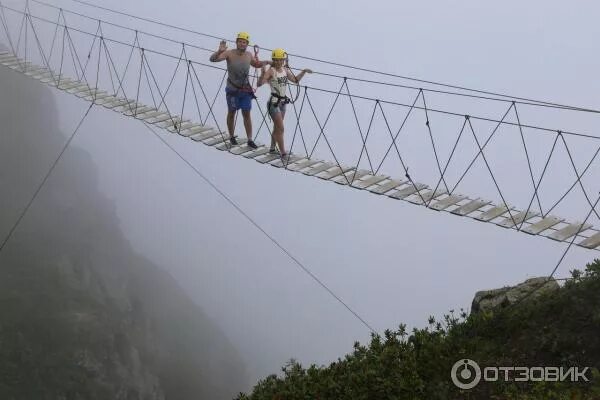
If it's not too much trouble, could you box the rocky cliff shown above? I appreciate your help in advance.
[0,52,247,400]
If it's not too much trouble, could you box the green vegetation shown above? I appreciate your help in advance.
[237,259,600,400]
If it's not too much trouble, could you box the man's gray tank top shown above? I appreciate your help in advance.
[226,54,251,90]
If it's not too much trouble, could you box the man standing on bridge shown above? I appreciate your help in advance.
[209,32,269,148]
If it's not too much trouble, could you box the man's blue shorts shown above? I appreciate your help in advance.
[225,88,253,112]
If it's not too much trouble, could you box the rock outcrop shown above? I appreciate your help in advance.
[471,277,559,314]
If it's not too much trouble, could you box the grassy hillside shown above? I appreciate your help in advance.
[237,259,600,400]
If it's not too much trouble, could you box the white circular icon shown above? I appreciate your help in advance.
[451,359,481,389]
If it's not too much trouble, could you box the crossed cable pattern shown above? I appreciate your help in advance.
[1,0,599,251]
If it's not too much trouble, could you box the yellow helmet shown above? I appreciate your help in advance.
[272,48,287,60]
[236,32,250,42]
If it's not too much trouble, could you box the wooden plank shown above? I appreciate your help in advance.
[331,169,371,185]
[429,194,467,211]
[47,77,74,86]
[9,64,34,73]
[102,99,135,109]
[36,74,61,83]
[90,92,117,101]
[52,79,83,91]
[86,92,113,103]
[0,59,18,66]
[406,188,447,205]
[112,101,142,112]
[0,59,18,65]
[303,162,336,176]
[389,183,428,200]
[127,107,155,116]
[579,232,600,249]
[230,144,258,155]
[548,222,593,241]
[474,204,511,222]
[39,75,61,83]
[137,110,168,120]
[3,59,29,67]
[99,97,122,106]
[84,91,112,102]
[182,125,213,137]
[167,121,196,133]
[7,64,30,72]
[255,152,281,164]
[108,98,135,108]
[203,134,229,146]
[6,62,31,70]
[157,116,184,129]
[47,77,75,87]
[336,168,372,184]
[497,210,539,228]
[64,83,91,94]
[23,66,47,76]
[190,131,217,142]
[10,64,34,73]
[216,137,247,151]
[2,56,25,62]
[522,216,564,235]
[146,113,174,124]
[189,129,222,141]
[243,147,271,159]
[84,89,108,98]
[75,88,104,98]
[56,78,82,90]
[11,61,35,68]
[369,179,405,195]
[73,87,96,97]
[58,80,83,90]
[203,133,230,146]
[0,57,20,64]
[32,71,55,79]
[123,106,155,116]
[451,199,491,216]
[352,174,389,189]
[318,166,353,180]
[271,155,304,168]
[286,158,321,172]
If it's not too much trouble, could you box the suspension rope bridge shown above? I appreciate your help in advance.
[1,0,599,253]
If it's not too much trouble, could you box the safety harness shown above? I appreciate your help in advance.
[269,92,291,108]
[227,76,256,99]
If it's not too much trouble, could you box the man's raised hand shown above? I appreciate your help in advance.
[218,40,227,53]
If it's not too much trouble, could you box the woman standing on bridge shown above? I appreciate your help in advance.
[258,48,312,158]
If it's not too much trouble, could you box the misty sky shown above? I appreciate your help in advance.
[2,0,600,390]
